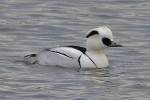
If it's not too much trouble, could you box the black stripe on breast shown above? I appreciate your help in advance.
[78,55,82,68]
[50,50,74,59]
[85,54,98,68]
[67,45,86,54]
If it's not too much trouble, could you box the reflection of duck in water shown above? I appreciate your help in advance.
[23,26,122,68]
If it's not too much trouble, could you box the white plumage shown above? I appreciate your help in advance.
[23,26,122,68]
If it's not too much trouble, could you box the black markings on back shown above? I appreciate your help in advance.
[24,54,36,58]
[67,45,86,54]
[102,37,111,46]
[86,30,99,38]
[50,50,74,59]
[44,48,51,51]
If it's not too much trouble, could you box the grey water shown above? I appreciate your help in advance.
[0,0,150,100]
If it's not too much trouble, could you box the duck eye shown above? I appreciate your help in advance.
[102,37,111,46]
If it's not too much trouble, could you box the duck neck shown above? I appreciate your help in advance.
[86,46,102,53]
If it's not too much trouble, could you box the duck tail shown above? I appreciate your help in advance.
[23,54,38,65]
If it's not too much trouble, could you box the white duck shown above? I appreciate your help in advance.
[23,26,122,68]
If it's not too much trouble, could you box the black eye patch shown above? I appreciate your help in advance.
[102,38,111,46]
[86,30,99,38]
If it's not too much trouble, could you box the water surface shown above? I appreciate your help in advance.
[0,0,150,100]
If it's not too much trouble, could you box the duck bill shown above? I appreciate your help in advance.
[109,41,123,47]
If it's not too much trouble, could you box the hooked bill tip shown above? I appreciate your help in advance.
[109,41,123,47]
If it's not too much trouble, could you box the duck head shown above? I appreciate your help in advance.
[86,26,122,51]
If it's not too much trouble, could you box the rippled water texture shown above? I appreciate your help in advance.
[0,0,150,100]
